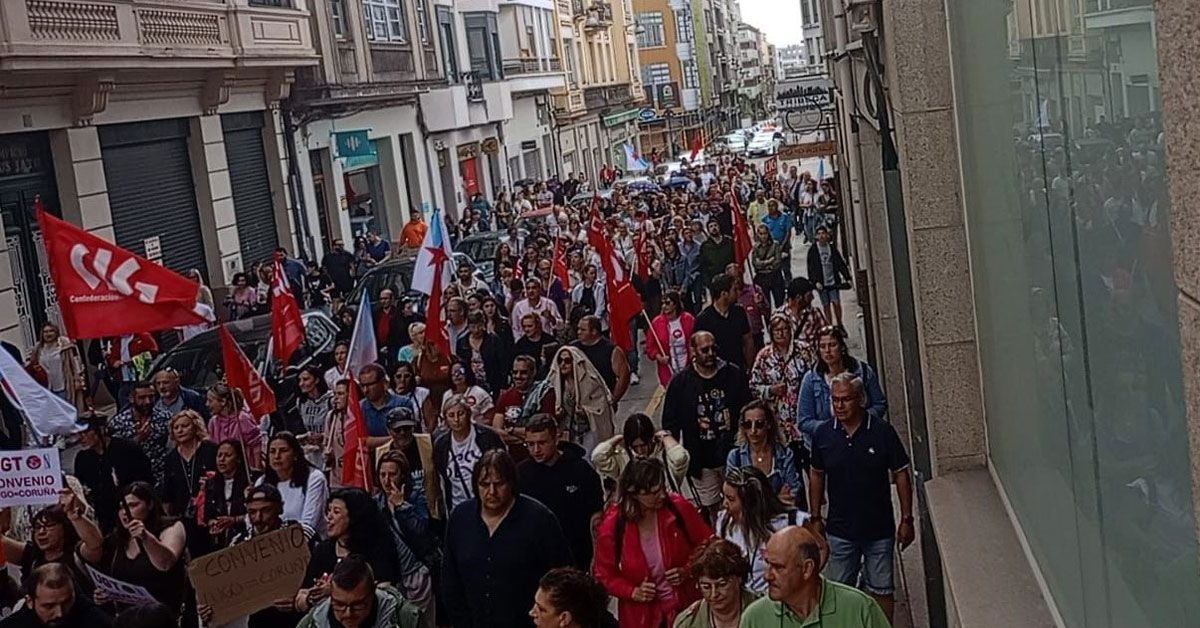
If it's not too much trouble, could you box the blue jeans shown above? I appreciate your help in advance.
[824,534,895,596]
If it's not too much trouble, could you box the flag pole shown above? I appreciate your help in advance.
[640,310,675,375]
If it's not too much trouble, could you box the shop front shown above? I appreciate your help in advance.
[0,132,61,347]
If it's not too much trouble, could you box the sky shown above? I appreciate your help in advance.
[738,0,804,47]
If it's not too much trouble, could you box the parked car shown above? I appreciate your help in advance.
[454,229,528,284]
[149,310,339,412]
[747,132,780,156]
[342,250,480,310]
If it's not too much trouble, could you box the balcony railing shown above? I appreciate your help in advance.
[583,83,633,110]
[0,0,316,70]
[502,57,563,75]
[463,71,484,101]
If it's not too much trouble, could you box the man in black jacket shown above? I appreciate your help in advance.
[0,563,112,628]
[517,415,604,570]
[71,412,154,533]
[321,238,357,302]
[456,311,507,396]
[442,450,572,628]
[662,331,752,517]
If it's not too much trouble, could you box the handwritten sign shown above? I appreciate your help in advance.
[0,448,62,508]
[84,564,156,606]
[188,524,311,625]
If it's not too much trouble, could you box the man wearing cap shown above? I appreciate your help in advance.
[72,412,155,533]
[199,484,313,628]
[375,407,443,521]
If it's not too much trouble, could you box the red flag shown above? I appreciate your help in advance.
[270,259,305,366]
[342,380,373,490]
[552,238,571,290]
[634,231,652,281]
[37,202,211,339]
[219,324,276,417]
[425,263,450,356]
[586,195,643,351]
[730,192,753,268]
[689,132,703,162]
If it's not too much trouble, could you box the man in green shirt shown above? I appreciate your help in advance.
[741,527,890,628]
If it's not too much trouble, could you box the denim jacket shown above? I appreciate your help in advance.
[797,359,887,442]
[725,443,803,499]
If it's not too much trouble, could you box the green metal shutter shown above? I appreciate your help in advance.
[221,112,279,267]
[99,119,207,276]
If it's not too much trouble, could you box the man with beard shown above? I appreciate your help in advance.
[0,564,112,628]
[662,331,751,517]
[107,380,171,485]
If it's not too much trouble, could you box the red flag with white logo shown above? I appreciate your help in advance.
[342,381,373,490]
[219,324,276,417]
[586,195,643,351]
[552,238,570,290]
[270,258,305,366]
[37,203,211,339]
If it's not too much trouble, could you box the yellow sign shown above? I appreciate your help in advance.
[779,140,838,160]
[481,137,500,154]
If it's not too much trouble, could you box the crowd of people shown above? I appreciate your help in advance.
[0,152,912,628]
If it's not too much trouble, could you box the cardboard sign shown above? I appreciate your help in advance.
[189,524,311,625]
[0,448,62,508]
[84,564,156,606]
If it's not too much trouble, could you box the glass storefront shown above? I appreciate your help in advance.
[948,0,1197,625]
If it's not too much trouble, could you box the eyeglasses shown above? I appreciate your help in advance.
[331,599,372,614]
[740,419,768,431]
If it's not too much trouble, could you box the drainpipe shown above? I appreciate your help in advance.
[830,0,876,368]
[281,100,316,261]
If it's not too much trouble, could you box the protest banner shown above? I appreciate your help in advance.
[0,448,62,508]
[84,564,156,606]
[188,524,311,625]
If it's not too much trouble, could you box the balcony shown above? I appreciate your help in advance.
[502,57,567,94]
[583,83,633,110]
[0,0,317,71]
[553,89,586,115]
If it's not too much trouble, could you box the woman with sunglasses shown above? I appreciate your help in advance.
[798,326,887,442]
[716,465,807,594]
[725,401,803,507]
[593,458,713,628]
[646,290,695,388]
[674,538,759,628]
[546,345,614,452]
[443,361,495,426]
[749,313,809,445]
[393,361,437,434]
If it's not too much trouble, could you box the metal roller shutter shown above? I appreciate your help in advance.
[221,112,279,267]
[99,119,207,276]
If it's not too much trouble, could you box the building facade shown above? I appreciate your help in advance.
[822,0,1199,625]
[736,23,768,126]
[776,43,807,78]
[550,0,644,179]
[798,0,824,70]
[0,0,317,350]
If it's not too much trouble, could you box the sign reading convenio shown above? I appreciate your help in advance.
[189,524,311,625]
[0,448,62,508]
[779,140,839,160]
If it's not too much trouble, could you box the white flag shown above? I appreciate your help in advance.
[345,292,378,380]
[0,345,83,438]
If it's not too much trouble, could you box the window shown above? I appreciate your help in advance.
[682,58,699,89]
[636,11,664,48]
[249,0,291,6]
[437,6,459,81]
[564,37,578,85]
[415,0,430,43]
[464,13,502,81]
[674,8,694,43]
[364,0,409,42]
[330,0,347,37]
[641,62,670,86]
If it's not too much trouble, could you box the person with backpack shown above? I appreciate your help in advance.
[592,458,713,628]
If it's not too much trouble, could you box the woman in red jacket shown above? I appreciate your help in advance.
[645,290,695,387]
[594,457,713,626]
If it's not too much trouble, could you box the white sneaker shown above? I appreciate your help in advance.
[631,373,641,385]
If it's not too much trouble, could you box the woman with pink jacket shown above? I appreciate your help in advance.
[645,290,695,387]
[205,382,265,470]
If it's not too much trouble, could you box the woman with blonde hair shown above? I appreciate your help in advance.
[27,322,84,408]
[397,321,426,364]
[205,382,264,470]
[162,409,217,557]
[546,345,614,451]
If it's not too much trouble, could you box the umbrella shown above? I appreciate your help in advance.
[626,180,661,194]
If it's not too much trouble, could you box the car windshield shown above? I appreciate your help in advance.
[157,329,269,391]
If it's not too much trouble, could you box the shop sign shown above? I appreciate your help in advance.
[334,130,372,159]
[520,140,539,151]
[779,140,838,159]
[638,107,658,122]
